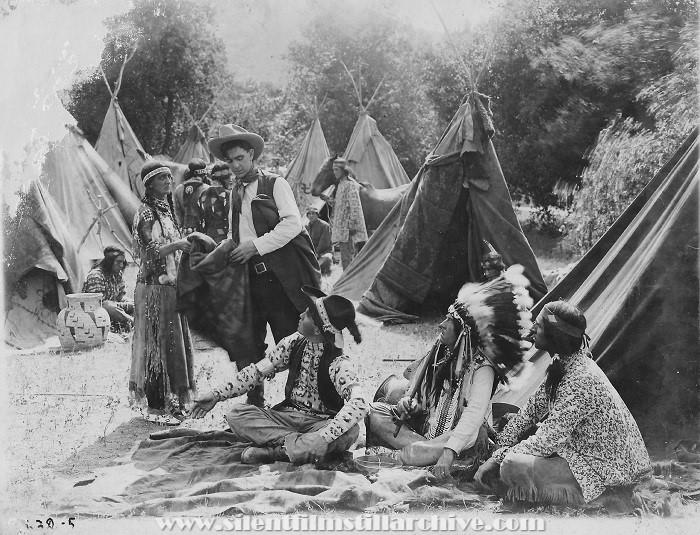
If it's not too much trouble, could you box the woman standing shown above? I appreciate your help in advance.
[130,161,195,425]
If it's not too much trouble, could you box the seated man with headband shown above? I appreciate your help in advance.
[476,301,651,505]
[191,286,368,465]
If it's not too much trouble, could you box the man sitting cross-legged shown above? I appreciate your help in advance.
[191,286,368,465]
[475,301,652,505]
[367,267,533,481]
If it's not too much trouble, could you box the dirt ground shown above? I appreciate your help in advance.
[2,261,698,533]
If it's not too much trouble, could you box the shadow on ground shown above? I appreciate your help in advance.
[52,417,152,478]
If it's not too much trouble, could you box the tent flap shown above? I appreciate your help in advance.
[335,98,546,322]
[495,128,699,447]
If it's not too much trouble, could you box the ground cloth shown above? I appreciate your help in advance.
[52,430,488,517]
[52,431,700,517]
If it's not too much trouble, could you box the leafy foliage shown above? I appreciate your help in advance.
[565,21,698,254]
[423,0,696,206]
[67,0,230,155]
[286,2,440,177]
[205,81,315,167]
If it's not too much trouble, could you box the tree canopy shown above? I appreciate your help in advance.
[66,0,698,218]
[67,0,230,155]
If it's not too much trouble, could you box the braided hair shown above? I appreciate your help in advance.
[542,301,587,402]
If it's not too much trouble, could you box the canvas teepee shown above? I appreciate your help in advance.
[174,124,213,165]
[40,125,135,263]
[333,92,547,321]
[4,180,88,349]
[340,62,410,189]
[286,113,331,215]
[173,92,225,165]
[95,50,148,199]
[494,128,699,446]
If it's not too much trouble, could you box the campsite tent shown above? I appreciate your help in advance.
[343,112,410,189]
[173,124,214,165]
[333,94,547,321]
[338,62,410,190]
[95,93,147,200]
[95,55,148,199]
[172,93,224,165]
[4,180,89,349]
[494,128,699,447]
[286,117,331,215]
[40,125,135,263]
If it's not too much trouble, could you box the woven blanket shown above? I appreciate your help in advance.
[52,430,700,518]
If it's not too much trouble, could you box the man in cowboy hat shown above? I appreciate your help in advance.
[191,287,368,465]
[305,206,333,276]
[208,125,321,407]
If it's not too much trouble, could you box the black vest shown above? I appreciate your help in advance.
[229,170,321,312]
[281,336,345,416]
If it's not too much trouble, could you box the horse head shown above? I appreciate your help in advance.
[311,155,339,196]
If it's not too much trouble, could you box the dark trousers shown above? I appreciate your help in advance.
[247,260,301,406]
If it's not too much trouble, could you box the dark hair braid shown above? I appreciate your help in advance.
[543,301,587,402]
[346,320,362,344]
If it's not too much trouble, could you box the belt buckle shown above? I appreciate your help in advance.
[253,262,267,275]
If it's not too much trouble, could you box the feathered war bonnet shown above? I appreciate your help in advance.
[448,265,534,384]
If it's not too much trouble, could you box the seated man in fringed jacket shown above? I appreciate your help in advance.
[191,286,369,465]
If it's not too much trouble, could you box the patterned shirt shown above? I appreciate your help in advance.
[331,177,368,243]
[214,332,369,443]
[82,267,125,302]
[492,350,651,502]
[132,199,181,285]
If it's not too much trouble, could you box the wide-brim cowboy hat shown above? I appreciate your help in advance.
[208,124,265,161]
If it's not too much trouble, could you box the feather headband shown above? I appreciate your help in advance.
[454,264,534,382]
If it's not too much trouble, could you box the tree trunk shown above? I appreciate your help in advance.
[162,92,175,155]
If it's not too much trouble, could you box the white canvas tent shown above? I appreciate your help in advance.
[4,180,89,349]
[286,115,331,215]
[173,92,224,165]
[40,125,136,263]
[340,62,410,189]
[94,51,148,199]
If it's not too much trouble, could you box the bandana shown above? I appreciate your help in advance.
[193,168,207,176]
[538,304,586,338]
[315,297,344,348]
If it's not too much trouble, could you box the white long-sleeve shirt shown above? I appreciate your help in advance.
[444,364,495,454]
[227,173,302,255]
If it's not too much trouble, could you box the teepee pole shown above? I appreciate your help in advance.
[474,14,502,89]
[99,66,115,99]
[198,88,227,125]
[430,0,475,92]
[80,188,133,259]
[114,45,137,98]
[358,64,363,108]
[339,59,364,111]
[175,93,197,125]
[364,73,387,112]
